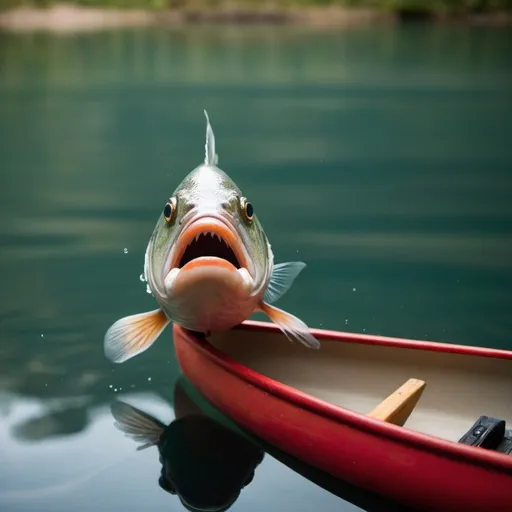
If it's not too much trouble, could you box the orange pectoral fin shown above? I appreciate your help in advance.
[259,301,320,350]
[103,309,170,363]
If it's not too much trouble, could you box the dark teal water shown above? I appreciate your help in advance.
[0,24,511,512]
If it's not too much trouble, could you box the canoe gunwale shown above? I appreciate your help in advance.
[236,320,512,360]
[174,320,512,473]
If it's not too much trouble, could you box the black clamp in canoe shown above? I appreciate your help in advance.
[458,415,512,455]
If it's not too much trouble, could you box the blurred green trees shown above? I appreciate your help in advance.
[0,0,511,13]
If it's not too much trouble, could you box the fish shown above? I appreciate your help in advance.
[104,110,320,364]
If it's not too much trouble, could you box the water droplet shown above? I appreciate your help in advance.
[123,248,128,254]
[352,287,356,292]
[109,384,113,389]
[148,377,152,382]
[146,284,152,295]
[40,334,44,338]
[363,328,366,332]
[45,383,48,387]
[114,388,118,392]
[130,384,135,389]
[139,273,146,282]
[345,319,348,324]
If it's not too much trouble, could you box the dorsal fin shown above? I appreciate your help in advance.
[204,110,218,166]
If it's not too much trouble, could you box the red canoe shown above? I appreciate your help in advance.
[173,320,512,512]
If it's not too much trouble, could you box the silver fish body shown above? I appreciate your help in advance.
[144,163,272,333]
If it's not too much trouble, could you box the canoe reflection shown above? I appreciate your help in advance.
[110,387,264,511]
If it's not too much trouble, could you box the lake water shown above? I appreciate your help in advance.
[0,24,511,512]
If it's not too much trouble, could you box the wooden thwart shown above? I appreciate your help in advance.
[367,378,426,426]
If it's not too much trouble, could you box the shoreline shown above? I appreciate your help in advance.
[0,4,511,32]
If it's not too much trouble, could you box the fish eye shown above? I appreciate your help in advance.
[240,197,254,222]
[163,197,177,224]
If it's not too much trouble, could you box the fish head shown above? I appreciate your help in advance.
[144,114,273,314]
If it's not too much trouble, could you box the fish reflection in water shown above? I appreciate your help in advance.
[110,395,264,511]
[109,374,414,512]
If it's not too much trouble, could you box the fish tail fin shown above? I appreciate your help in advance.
[110,401,165,450]
[259,301,321,350]
[103,309,170,363]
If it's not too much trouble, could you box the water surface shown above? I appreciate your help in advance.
[0,24,511,512]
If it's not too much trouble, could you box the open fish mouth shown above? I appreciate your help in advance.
[173,217,247,270]
[164,216,253,294]
[178,229,241,270]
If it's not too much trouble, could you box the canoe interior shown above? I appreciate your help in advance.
[208,328,512,443]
